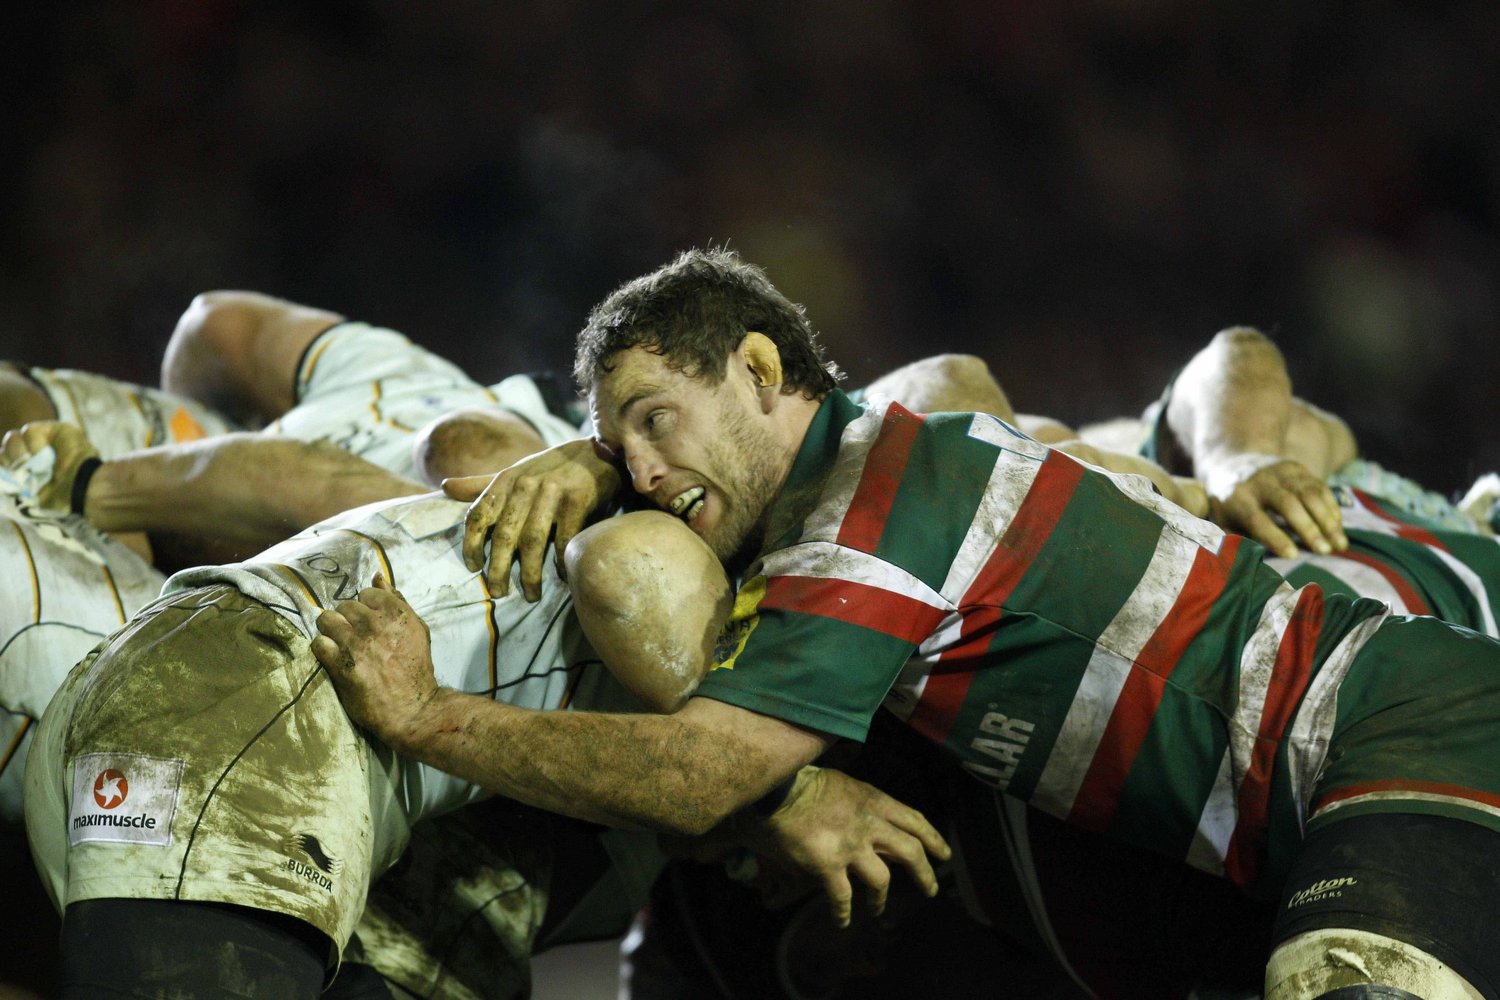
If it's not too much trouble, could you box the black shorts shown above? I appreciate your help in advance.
[1273,812,1500,999]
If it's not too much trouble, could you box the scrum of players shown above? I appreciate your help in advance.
[5,258,1500,1000]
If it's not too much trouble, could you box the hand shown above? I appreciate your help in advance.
[743,766,951,928]
[1165,475,1210,518]
[311,572,442,752]
[0,420,100,513]
[1202,454,1347,558]
[445,437,621,601]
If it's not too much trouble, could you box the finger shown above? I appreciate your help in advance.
[460,475,509,573]
[310,634,344,670]
[518,482,562,602]
[552,500,590,580]
[887,806,951,867]
[1299,482,1348,551]
[1271,495,1330,555]
[821,869,854,929]
[332,599,377,631]
[486,478,544,597]
[1230,499,1298,559]
[443,473,493,502]
[849,852,892,915]
[314,609,353,645]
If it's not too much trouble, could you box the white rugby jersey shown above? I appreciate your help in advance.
[163,491,636,824]
[0,480,166,822]
[28,367,238,457]
[267,323,581,480]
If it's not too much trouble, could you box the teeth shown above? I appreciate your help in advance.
[684,496,705,522]
[669,487,704,516]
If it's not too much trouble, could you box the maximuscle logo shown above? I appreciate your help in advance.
[69,753,182,849]
[92,769,128,809]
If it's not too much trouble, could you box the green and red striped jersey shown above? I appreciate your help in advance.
[697,392,1391,894]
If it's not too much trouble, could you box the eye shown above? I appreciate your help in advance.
[644,409,669,435]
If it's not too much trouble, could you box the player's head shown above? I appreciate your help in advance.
[582,250,835,569]
[573,247,841,400]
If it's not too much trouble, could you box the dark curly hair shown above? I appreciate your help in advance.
[574,248,842,398]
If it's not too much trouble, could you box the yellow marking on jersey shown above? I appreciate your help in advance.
[270,563,325,609]
[0,716,33,778]
[711,576,766,672]
[478,573,500,696]
[9,521,40,623]
[328,528,395,587]
[168,407,208,442]
[370,380,385,427]
[127,390,155,446]
[301,336,337,388]
[99,561,126,623]
[483,387,498,403]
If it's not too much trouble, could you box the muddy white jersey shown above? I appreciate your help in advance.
[163,491,634,824]
[0,470,166,822]
[28,367,238,457]
[267,323,580,480]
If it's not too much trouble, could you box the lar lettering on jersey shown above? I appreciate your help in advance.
[962,711,1035,791]
[68,752,182,848]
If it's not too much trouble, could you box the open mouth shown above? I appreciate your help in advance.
[669,486,706,524]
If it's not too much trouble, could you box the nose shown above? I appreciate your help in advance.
[625,445,667,497]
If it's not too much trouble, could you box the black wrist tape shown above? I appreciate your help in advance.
[71,457,103,516]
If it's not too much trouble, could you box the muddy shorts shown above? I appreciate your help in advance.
[25,584,410,953]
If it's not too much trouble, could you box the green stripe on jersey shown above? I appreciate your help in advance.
[1432,531,1500,629]
[1345,529,1484,630]
[874,412,1019,592]
[1280,562,1367,603]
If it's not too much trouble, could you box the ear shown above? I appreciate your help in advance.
[742,332,783,390]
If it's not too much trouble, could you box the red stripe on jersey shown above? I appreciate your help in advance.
[908,668,979,745]
[1067,535,1244,832]
[1331,550,1430,616]
[1351,489,1449,552]
[1312,778,1500,815]
[760,575,948,645]
[1222,585,1326,887]
[836,403,926,554]
[962,451,1088,608]
[905,453,1089,744]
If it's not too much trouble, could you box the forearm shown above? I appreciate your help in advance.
[1167,326,1294,470]
[83,434,426,550]
[392,690,816,836]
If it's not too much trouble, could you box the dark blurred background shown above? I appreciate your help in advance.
[2,1,1496,493]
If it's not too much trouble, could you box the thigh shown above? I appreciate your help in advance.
[30,586,382,954]
[1269,813,1498,999]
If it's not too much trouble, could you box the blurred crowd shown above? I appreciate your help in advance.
[2,0,1495,490]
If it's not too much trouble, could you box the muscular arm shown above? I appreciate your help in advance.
[84,434,426,560]
[1,422,427,563]
[160,291,344,425]
[1165,326,1350,556]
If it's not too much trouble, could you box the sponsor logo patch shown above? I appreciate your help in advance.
[1288,876,1358,908]
[69,753,183,848]
[282,833,341,891]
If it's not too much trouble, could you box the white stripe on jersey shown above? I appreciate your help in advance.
[1185,750,1236,875]
[937,415,1049,604]
[758,540,950,614]
[884,608,966,722]
[1226,582,1298,803]
[1284,612,1389,825]
[1031,526,1200,816]
[799,404,887,543]
[1312,789,1500,824]
[1268,555,1414,616]
[1430,546,1498,637]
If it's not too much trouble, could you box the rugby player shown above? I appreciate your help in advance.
[328,249,1500,1000]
